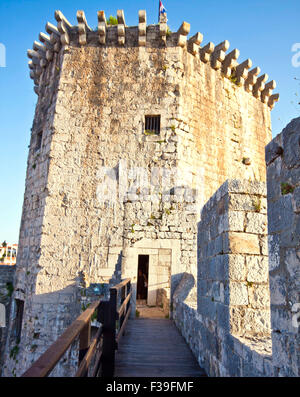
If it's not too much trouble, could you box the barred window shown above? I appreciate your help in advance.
[145,115,160,135]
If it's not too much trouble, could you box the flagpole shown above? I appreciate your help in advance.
[158,0,160,23]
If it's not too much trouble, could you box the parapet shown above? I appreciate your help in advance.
[27,9,279,109]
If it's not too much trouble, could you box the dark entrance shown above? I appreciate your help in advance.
[137,255,149,301]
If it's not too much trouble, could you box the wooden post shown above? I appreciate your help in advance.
[78,320,91,376]
[127,281,131,314]
[101,288,117,377]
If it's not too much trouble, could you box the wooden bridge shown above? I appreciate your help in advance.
[22,279,205,377]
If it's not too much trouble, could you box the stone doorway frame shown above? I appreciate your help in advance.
[122,238,181,318]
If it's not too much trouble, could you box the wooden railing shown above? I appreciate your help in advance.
[22,278,132,377]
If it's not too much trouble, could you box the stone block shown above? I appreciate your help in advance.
[248,284,270,309]
[246,256,269,283]
[243,308,271,336]
[271,332,290,368]
[266,162,281,201]
[228,232,260,254]
[245,212,267,234]
[268,234,280,271]
[268,195,294,233]
[270,306,294,333]
[228,211,245,232]
[216,302,230,331]
[282,118,300,168]
[229,282,249,306]
[292,186,300,213]
[197,296,217,320]
[229,194,257,211]
[269,273,287,305]
[226,179,266,196]
[228,254,246,281]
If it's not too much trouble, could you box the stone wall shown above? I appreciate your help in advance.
[121,187,197,316]
[266,117,300,377]
[4,9,277,377]
[174,179,273,376]
[0,266,15,375]
[176,49,272,206]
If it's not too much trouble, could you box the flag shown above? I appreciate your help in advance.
[159,1,167,16]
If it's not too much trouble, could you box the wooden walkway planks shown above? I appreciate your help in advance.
[114,318,206,377]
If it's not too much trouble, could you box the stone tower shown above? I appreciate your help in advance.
[3,9,279,376]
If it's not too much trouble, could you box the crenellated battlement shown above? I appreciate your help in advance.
[27,9,279,109]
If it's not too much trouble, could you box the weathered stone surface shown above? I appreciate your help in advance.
[228,232,260,254]
[246,256,269,283]
[5,6,281,378]
[228,255,246,281]
[188,180,271,377]
[230,282,249,306]
[0,266,15,375]
[267,117,300,377]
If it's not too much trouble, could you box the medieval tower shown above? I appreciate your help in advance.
[2,9,280,376]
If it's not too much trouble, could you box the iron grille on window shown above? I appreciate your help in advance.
[145,115,160,135]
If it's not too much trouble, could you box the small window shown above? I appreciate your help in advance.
[145,115,160,135]
[35,130,43,152]
[14,299,24,343]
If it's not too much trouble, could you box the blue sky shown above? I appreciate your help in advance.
[0,0,299,243]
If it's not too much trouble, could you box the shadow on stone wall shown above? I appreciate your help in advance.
[173,179,274,377]
[2,280,110,377]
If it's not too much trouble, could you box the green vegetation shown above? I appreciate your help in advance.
[6,282,13,297]
[106,16,118,25]
[135,309,140,318]
[228,68,242,87]
[229,74,237,84]
[10,345,19,360]
[31,344,38,352]
[91,311,97,322]
[81,302,97,321]
[144,130,156,136]
[281,182,295,195]
[253,197,261,212]
[81,302,90,311]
